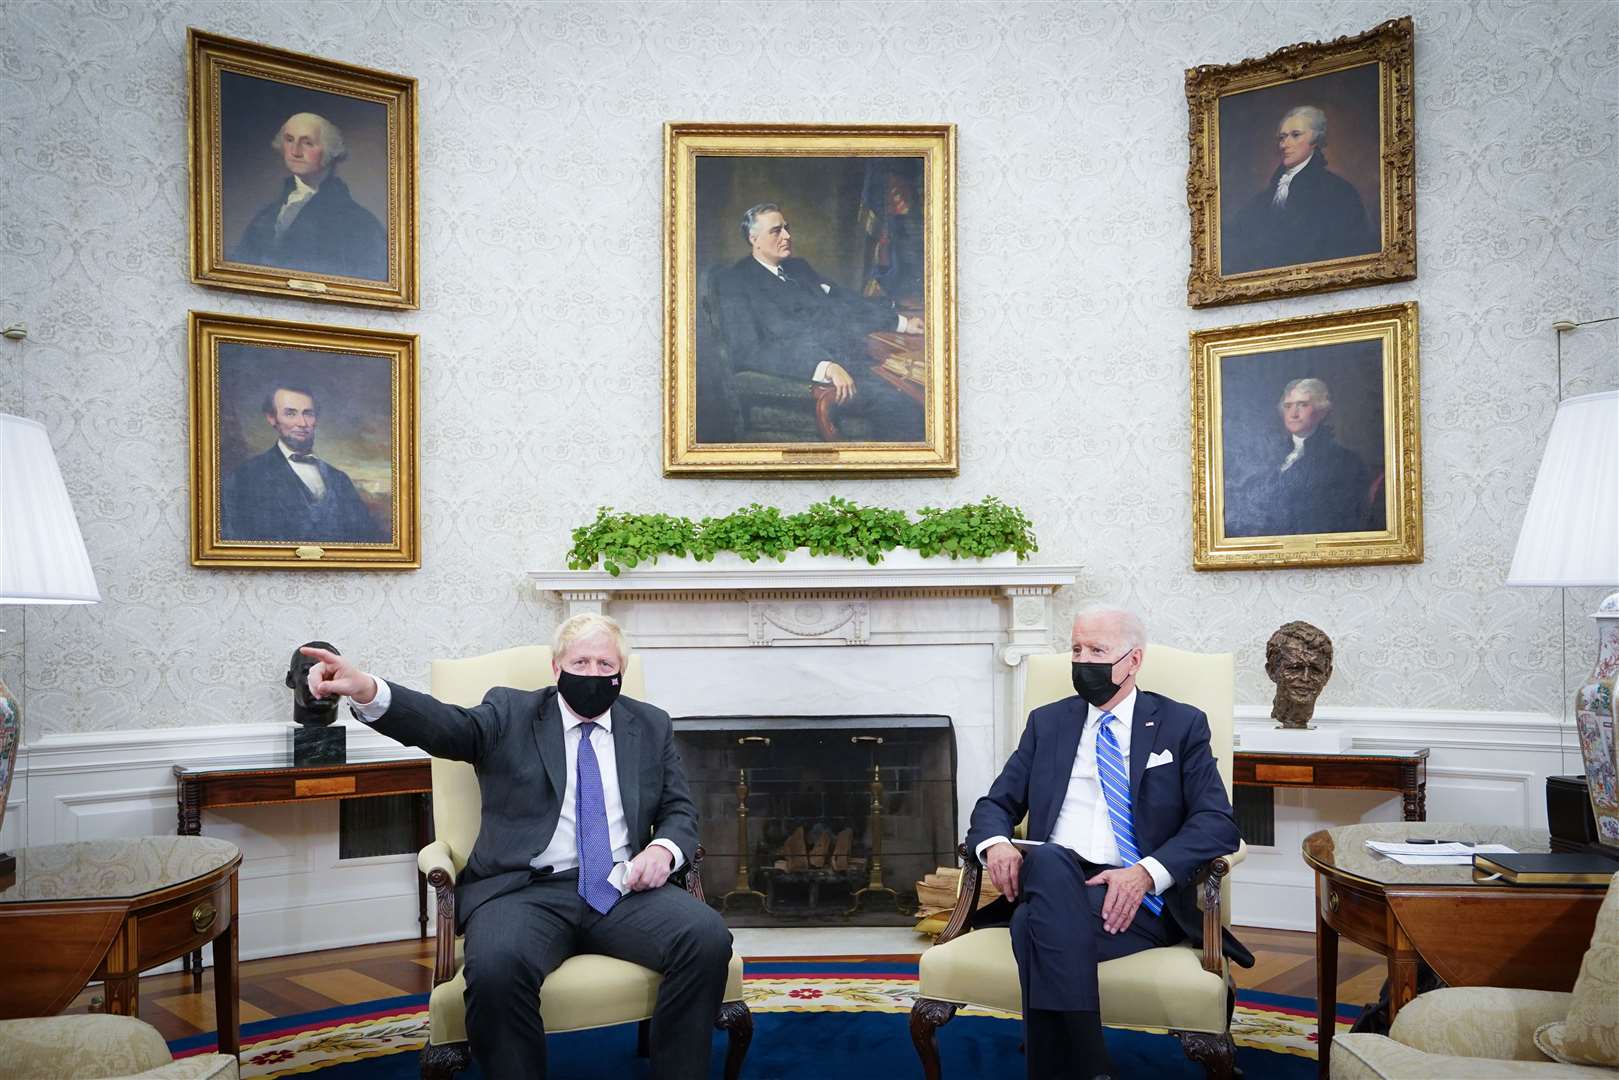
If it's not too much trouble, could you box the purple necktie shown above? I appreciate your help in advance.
[575,722,620,915]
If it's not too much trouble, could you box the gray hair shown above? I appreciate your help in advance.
[1073,604,1147,653]
[739,202,781,245]
[271,112,349,165]
[1279,377,1333,410]
[1280,106,1327,149]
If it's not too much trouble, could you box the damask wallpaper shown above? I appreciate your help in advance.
[1,1,1614,739]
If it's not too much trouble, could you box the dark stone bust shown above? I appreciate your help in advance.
[285,640,341,727]
[1264,621,1334,729]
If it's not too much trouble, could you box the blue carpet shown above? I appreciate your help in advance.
[179,1004,1322,1078]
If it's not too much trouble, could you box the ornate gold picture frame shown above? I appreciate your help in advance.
[188,29,419,309]
[1191,301,1421,570]
[664,123,957,476]
[189,311,420,569]
[1186,17,1415,308]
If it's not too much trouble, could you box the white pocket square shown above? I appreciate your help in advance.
[1145,749,1174,769]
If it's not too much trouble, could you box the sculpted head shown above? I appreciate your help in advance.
[1277,106,1326,169]
[286,640,342,726]
[1264,621,1333,728]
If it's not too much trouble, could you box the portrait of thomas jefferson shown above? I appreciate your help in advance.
[226,111,388,281]
[1222,375,1385,539]
[1220,104,1379,276]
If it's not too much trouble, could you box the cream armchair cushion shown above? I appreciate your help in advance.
[1536,871,1619,1068]
[421,646,748,1063]
[0,1015,238,1080]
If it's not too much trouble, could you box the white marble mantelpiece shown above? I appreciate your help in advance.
[529,558,1082,827]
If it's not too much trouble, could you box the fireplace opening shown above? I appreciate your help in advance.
[673,715,957,927]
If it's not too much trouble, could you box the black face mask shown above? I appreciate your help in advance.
[556,670,623,719]
[1072,652,1132,709]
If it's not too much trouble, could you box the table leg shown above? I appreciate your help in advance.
[102,974,139,1018]
[1316,880,1338,1078]
[1387,924,1419,1025]
[415,793,430,939]
[177,779,204,992]
[214,873,240,1056]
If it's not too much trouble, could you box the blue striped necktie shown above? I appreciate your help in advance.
[574,722,621,915]
[1096,712,1164,916]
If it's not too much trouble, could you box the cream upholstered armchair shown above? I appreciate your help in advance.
[0,1014,237,1079]
[910,645,1248,1079]
[1330,870,1619,1079]
[414,646,751,1080]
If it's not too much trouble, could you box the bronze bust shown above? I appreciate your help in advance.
[286,640,342,727]
[1264,621,1333,729]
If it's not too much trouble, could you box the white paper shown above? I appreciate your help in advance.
[1011,839,1046,850]
[1365,841,1516,866]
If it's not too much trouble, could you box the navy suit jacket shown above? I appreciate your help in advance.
[367,684,700,931]
[712,255,899,381]
[219,444,384,544]
[967,690,1253,967]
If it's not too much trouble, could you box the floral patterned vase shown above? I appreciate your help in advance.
[1576,593,1619,850]
[0,674,17,855]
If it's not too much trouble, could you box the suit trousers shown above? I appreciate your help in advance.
[1010,844,1177,1078]
[462,869,733,1080]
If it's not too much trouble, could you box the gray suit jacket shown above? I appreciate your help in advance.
[370,683,700,931]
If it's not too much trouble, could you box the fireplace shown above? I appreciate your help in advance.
[674,715,957,926]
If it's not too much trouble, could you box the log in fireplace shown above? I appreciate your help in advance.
[673,715,957,927]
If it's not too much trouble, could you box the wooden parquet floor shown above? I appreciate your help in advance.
[65,926,1386,1042]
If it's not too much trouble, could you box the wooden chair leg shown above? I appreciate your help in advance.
[909,997,959,1080]
[419,1041,472,1080]
[1173,1030,1236,1080]
[636,1017,651,1058]
[716,1000,753,1080]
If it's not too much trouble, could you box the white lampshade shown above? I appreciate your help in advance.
[0,413,99,603]
[1507,390,1619,588]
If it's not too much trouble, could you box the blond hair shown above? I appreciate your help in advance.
[550,612,629,667]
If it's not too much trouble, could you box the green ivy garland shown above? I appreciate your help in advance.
[567,496,1037,576]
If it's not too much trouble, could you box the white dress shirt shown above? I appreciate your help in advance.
[275,175,319,237]
[350,680,684,876]
[1279,432,1309,472]
[752,255,908,385]
[278,440,326,499]
[1272,153,1314,207]
[976,689,1172,896]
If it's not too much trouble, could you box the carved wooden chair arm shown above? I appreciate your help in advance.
[420,840,460,987]
[1190,844,1244,976]
[935,842,981,945]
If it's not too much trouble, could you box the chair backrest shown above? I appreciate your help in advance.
[1019,644,1238,924]
[426,645,647,870]
[1018,644,1235,798]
